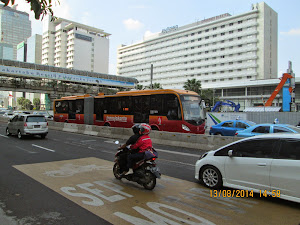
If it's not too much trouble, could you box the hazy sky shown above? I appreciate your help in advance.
[14,0,300,77]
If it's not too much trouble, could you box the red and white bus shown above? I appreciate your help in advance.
[53,89,206,134]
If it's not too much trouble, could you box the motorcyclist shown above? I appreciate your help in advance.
[125,123,152,174]
[118,124,141,150]
[118,124,141,174]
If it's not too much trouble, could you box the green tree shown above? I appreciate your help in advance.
[200,89,219,110]
[1,0,59,20]
[136,84,144,90]
[17,97,26,109]
[33,98,41,110]
[152,83,163,89]
[23,99,32,110]
[183,79,201,94]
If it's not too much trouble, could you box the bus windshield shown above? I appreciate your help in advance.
[181,95,204,124]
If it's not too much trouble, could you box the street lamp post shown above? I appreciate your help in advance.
[150,64,153,89]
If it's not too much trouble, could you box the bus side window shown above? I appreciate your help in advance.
[164,94,181,120]
[133,96,149,123]
[94,98,104,121]
[150,95,163,115]
[75,99,84,114]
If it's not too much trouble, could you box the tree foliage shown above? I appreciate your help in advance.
[33,98,40,110]
[23,99,32,110]
[183,79,201,94]
[17,97,25,108]
[1,0,59,20]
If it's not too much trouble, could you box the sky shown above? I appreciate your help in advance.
[13,0,300,78]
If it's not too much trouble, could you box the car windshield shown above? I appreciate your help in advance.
[181,95,204,123]
[245,121,256,126]
[286,125,300,133]
[26,116,46,122]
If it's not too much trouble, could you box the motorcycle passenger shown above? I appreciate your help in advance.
[118,124,141,150]
[125,123,152,173]
[118,124,141,173]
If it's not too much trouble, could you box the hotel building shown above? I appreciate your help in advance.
[42,17,110,74]
[116,2,285,109]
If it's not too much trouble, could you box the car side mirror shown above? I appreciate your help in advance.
[228,150,233,157]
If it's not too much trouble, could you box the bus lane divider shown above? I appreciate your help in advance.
[12,157,298,225]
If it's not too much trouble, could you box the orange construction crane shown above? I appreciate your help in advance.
[264,73,293,106]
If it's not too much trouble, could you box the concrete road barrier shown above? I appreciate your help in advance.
[0,117,241,150]
[46,121,242,151]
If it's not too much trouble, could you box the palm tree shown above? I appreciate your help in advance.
[136,84,144,90]
[152,83,163,89]
[183,79,201,94]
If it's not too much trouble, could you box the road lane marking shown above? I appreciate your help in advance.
[104,140,200,157]
[0,134,8,138]
[13,157,300,225]
[16,146,37,154]
[32,144,55,152]
[156,148,200,157]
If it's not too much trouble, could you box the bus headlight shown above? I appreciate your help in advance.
[182,124,190,131]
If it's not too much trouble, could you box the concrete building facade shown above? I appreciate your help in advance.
[0,5,31,59]
[42,17,111,74]
[117,2,277,90]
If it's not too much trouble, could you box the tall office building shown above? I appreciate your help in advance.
[117,2,277,89]
[0,5,31,59]
[42,16,111,74]
[0,42,13,59]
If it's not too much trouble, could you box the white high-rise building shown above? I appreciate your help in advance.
[42,17,110,74]
[0,5,31,59]
[117,2,277,89]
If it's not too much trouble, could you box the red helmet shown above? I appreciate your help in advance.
[139,123,151,135]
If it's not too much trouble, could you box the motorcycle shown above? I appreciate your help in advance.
[113,141,161,190]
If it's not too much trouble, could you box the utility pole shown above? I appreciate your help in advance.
[150,64,153,89]
[287,61,296,112]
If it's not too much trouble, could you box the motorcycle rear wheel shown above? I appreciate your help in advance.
[113,163,122,180]
[143,172,156,190]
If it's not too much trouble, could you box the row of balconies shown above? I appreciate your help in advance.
[118,45,258,73]
[118,30,258,64]
[118,15,258,58]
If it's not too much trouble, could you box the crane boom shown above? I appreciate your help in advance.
[264,73,293,107]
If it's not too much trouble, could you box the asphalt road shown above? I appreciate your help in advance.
[0,121,299,225]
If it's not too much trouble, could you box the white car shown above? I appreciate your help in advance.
[3,112,14,119]
[195,133,300,203]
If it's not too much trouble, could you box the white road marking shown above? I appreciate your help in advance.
[104,141,201,157]
[16,146,37,154]
[32,144,55,152]
[0,134,8,138]
[156,148,200,157]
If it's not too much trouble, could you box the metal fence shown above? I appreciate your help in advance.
[246,112,300,126]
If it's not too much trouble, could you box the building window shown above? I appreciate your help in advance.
[229,23,233,26]
[221,25,225,28]
[221,32,225,36]
[238,20,243,24]
[205,29,209,32]
[238,28,243,32]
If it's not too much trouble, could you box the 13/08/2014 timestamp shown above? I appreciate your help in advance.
[210,189,281,198]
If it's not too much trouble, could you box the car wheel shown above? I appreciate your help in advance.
[215,133,222,136]
[17,130,23,139]
[41,134,46,139]
[200,165,222,189]
[6,127,11,136]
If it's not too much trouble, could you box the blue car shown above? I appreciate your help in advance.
[235,123,300,137]
[209,120,256,136]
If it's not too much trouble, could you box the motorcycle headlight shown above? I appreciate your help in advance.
[182,124,190,131]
